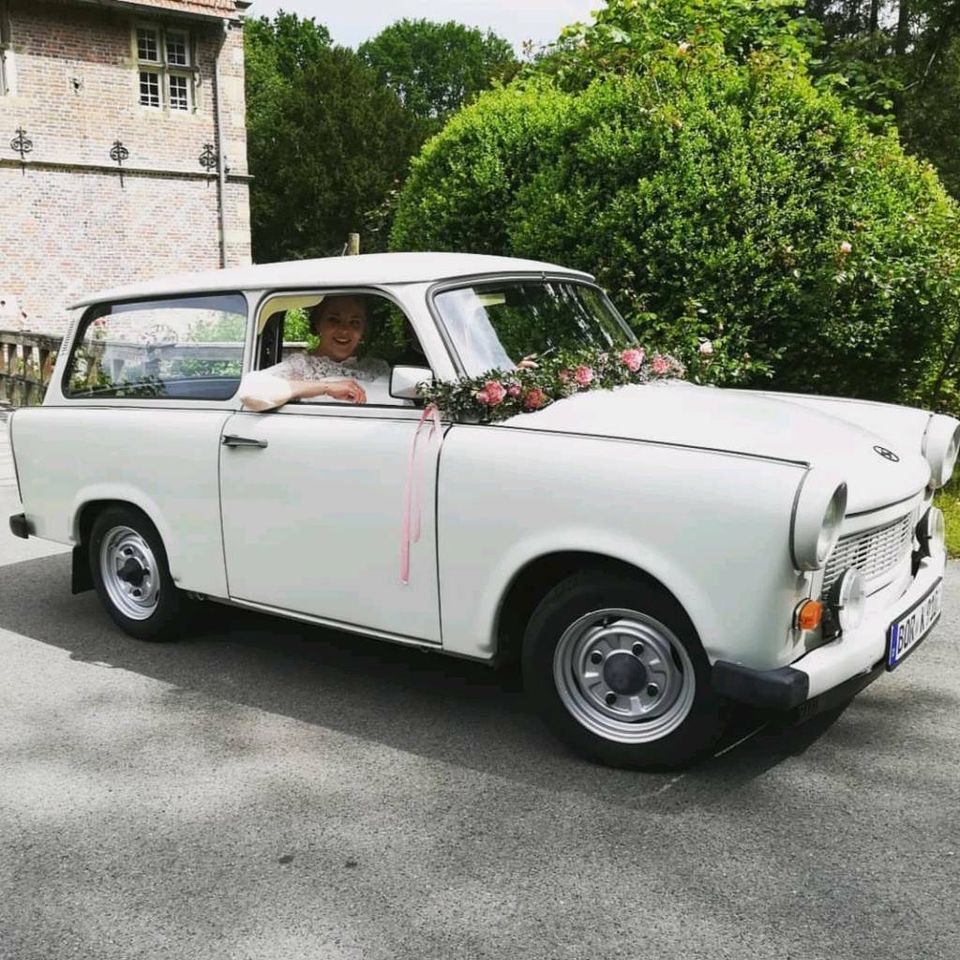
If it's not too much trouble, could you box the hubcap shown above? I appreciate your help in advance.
[553,608,696,744]
[100,526,160,620]
[603,651,648,695]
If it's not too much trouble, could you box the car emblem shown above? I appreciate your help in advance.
[873,445,900,463]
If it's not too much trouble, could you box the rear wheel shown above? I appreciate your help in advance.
[522,571,722,768]
[88,505,188,641]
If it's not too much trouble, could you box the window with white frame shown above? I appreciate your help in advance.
[136,25,194,112]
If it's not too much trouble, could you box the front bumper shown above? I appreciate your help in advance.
[713,546,946,711]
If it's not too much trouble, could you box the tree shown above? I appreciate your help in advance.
[807,2,960,198]
[531,0,820,89]
[358,19,517,124]
[245,14,424,261]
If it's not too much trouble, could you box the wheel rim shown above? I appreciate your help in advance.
[99,525,160,621]
[553,607,696,744]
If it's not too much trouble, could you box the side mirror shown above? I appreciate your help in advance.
[390,365,432,400]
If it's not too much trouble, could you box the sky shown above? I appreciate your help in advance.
[244,0,604,55]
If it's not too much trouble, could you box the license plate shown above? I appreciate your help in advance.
[886,579,943,669]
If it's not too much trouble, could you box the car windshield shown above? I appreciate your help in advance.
[433,281,635,377]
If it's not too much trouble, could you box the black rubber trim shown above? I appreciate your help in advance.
[712,660,810,710]
[71,545,93,595]
[8,513,30,539]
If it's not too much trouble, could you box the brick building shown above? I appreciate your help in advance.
[0,0,251,334]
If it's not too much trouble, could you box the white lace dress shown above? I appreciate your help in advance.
[264,353,390,383]
[238,352,391,411]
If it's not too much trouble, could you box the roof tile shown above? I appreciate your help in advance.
[110,0,242,20]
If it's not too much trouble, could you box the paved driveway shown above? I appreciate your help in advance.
[0,420,958,960]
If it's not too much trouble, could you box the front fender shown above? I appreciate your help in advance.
[437,425,807,670]
[474,525,726,663]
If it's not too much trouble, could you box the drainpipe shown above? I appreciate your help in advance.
[213,19,230,268]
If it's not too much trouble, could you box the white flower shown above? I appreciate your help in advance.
[698,340,714,356]
[839,241,852,255]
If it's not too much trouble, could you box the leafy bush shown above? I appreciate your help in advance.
[391,82,576,257]
[391,53,960,404]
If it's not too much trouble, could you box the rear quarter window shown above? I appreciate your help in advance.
[64,294,247,401]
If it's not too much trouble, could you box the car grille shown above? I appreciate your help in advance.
[821,514,914,599]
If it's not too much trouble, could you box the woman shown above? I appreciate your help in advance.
[240,295,389,410]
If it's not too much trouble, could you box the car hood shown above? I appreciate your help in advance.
[503,381,930,513]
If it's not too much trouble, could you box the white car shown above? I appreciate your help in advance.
[8,253,956,768]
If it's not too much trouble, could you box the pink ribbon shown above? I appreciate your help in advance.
[400,403,443,584]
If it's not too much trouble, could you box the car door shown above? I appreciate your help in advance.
[218,402,444,644]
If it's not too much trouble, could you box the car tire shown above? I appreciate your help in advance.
[522,570,723,769]
[88,505,189,642]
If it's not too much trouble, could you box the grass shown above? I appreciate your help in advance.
[934,475,960,558]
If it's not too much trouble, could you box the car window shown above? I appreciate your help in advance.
[257,292,429,407]
[434,281,632,378]
[64,294,247,401]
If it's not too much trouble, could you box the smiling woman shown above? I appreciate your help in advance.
[238,294,390,410]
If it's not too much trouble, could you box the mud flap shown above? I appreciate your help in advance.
[72,544,93,594]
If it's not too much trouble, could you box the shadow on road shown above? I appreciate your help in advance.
[0,552,948,805]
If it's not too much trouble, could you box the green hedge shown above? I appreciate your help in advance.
[391,56,960,405]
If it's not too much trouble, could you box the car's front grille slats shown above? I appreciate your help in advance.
[821,514,914,599]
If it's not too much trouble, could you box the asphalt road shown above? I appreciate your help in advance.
[1,419,958,960]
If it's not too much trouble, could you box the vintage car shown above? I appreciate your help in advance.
[8,253,956,768]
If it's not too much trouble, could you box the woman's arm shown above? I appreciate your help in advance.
[290,379,367,404]
[239,370,368,411]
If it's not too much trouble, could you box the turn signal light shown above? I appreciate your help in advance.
[794,599,823,631]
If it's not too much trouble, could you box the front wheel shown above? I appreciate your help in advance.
[522,571,722,768]
[88,505,189,641]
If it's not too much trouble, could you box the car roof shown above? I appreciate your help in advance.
[68,252,595,308]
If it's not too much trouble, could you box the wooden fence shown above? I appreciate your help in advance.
[0,332,61,407]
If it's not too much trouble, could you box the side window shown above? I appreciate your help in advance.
[64,294,247,401]
[256,292,429,406]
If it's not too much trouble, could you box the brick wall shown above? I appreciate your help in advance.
[0,0,251,334]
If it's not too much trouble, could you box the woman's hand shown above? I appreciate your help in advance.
[317,378,367,404]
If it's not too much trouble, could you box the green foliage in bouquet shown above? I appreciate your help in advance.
[419,347,683,423]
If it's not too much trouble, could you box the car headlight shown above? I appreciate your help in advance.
[922,415,960,489]
[791,470,847,571]
[916,507,945,558]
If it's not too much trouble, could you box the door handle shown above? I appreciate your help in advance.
[222,434,268,449]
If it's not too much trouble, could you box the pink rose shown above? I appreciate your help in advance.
[523,387,547,411]
[506,383,521,398]
[574,365,594,387]
[651,355,670,375]
[620,348,644,372]
[558,369,571,383]
[481,380,506,406]
[475,388,491,405]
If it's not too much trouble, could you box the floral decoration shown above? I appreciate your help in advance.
[418,347,684,423]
